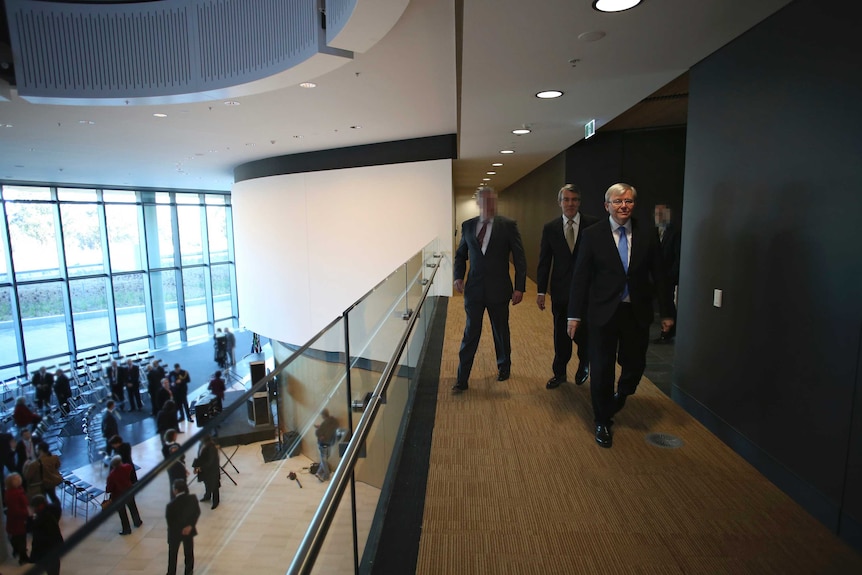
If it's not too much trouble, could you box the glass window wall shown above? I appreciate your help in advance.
[0,183,236,377]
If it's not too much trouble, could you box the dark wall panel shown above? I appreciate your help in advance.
[677,0,862,542]
[498,152,566,286]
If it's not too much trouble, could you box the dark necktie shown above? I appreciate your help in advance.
[477,219,488,246]
[565,219,575,252]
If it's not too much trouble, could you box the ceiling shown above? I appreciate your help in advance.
[0,0,791,198]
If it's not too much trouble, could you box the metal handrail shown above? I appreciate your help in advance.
[287,254,441,575]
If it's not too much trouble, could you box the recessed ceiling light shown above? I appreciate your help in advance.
[592,0,642,13]
[78,120,95,125]
[500,150,515,154]
[2,124,12,128]
[245,143,255,147]
[578,30,606,42]
[153,113,168,118]
[512,127,531,135]
[299,82,317,88]
[486,171,496,175]
[351,125,361,129]
[293,135,304,139]
[535,90,563,99]
[482,178,491,181]
[492,163,503,167]
[224,100,240,106]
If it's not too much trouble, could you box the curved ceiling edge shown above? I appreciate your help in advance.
[4,0,405,105]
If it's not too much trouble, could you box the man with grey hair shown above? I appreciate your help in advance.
[536,183,600,389]
[452,186,527,392]
[567,183,674,448]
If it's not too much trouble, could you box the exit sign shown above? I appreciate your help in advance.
[585,119,596,139]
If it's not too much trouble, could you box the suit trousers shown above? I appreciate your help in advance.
[588,303,650,425]
[457,298,511,383]
[167,536,195,575]
[551,297,589,378]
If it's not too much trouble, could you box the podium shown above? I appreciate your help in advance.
[247,392,270,427]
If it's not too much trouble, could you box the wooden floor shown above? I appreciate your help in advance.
[416,281,862,574]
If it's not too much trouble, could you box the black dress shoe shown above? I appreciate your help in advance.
[614,392,627,414]
[595,425,612,448]
[575,367,589,385]
[546,376,564,389]
[497,371,510,382]
[451,382,468,393]
[119,530,132,536]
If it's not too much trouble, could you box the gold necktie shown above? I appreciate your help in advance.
[565,219,575,252]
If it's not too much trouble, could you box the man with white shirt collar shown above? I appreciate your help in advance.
[567,183,674,448]
[452,186,527,392]
[536,183,600,390]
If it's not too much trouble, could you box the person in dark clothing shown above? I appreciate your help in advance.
[155,377,173,414]
[192,434,220,509]
[125,358,143,411]
[171,363,193,423]
[147,360,166,416]
[164,433,189,498]
[158,400,181,443]
[1,432,20,501]
[5,472,30,564]
[31,366,54,412]
[28,493,64,575]
[654,203,681,343]
[102,400,120,457]
[53,368,73,415]
[107,360,127,411]
[165,478,201,575]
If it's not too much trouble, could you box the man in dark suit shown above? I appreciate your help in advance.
[567,183,674,448]
[654,204,681,343]
[165,478,201,575]
[107,360,126,411]
[125,359,143,411]
[536,184,600,389]
[452,186,527,392]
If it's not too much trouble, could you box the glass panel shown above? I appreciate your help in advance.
[205,194,225,205]
[57,188,98,202]
[119,337,150,355]
[0,286,17,368]
[211,264,233,320]
[0,214,8,282]
[207,205,229,262]
[177,205,204,265]
[70,277,111,350]
[6,201,61,280]
[155,192,172,204]
[2,185,51,200]
[182,267,207,326]
[151,270,179,334]
[106,203,144,272]
[147,204,176,269]
[115,273,148,341]
[176,193,200,205]
[187,324,210,342]
[61,202,105,276]
[19,282,70,360]
[103,189,138,203]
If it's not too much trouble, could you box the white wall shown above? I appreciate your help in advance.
[232,159,453,344]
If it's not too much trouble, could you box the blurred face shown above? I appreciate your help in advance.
[605,189,635,226]
[477,189,498,219]
[559,188,581,219]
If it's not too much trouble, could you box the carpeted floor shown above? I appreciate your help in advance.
[411,276,862,574]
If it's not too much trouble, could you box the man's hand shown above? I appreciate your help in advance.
[661,318,675,332]
[567,319,580,339]
[453,279,464,293]
[536,294,546,311]
[511,290,524,305]
[181,526,193,536]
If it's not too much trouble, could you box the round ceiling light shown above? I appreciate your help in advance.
[535,90,563,99]
[512,127,531,135]
[592,0,642,13]
[492,163,503,167]
[299,82,317,88]
[500,150,515,154]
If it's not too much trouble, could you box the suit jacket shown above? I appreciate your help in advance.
[659,222,681,284]
[166,492,201,543]
[568,216,674,328]
[536,212,601,303]
[454,215,527,304]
